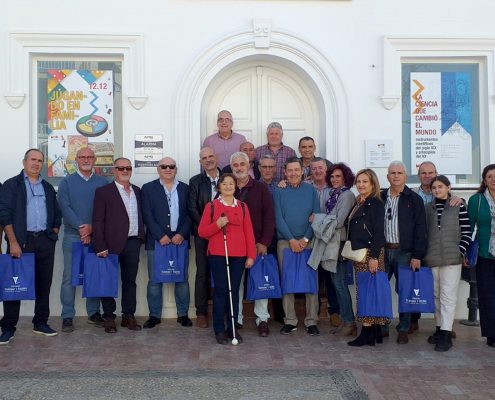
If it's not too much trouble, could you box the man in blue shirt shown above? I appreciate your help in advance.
[0,149,62,345]
[57,147,107,333]
[273,157,320,336]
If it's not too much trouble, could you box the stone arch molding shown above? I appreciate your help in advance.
[4,32,147,110]
[174,20,349,177]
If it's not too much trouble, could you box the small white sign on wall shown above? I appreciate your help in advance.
[365,139,393,168]
[134,134,163,173]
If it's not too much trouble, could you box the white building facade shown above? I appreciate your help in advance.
[1,0,494,318]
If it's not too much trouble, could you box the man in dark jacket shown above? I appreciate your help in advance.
[141,156,192,329]
[188,147,222,328]
[0,149,62,345]
[380,161,427,344]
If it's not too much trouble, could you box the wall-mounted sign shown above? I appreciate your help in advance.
[134,134,163,172]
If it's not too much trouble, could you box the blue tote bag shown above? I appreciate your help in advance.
[398,266,435,313]
[247,254,282,300]
[82,253,119,298]
[281,249,317,295]
[0,253,36,301]
[153,241,189,283]
[356,271,393,318]
[71,242,94,287]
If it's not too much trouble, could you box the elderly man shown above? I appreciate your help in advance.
[222,141,261,180]
[141,157,192,329]
[309,157,341,328]
[273,157,320,336]
[230,151,275,336]
[255,122,296,184]
[380,160,427,344]
[202,110,247,169]
[0,149,62,344]
[188,147,222,328]
[92,158,145,333]
[57,147,107,333]
[258,155,278,193]
[298,137,333,180]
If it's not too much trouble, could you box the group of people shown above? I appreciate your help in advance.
[0,110,494,352]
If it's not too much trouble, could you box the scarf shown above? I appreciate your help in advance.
[325,186,349,214]
[483,189,495,257]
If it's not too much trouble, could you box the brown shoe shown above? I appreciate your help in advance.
[121,315,142,331]
[397,331,409,344]
[408,321,419,334]
[196,314,208,328]
[258,321,269,337]
[337,322,357,337]
[329,313,342,328]
[104,319,117,334]
[451,330,456,339]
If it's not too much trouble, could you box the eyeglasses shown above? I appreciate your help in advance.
[217,118,232,123]
[159,165,176,170]
[387,208,392,220]
[115,166,132,172]
[260,165,275,169]
[77,156,95,160]
[28,183,45,198]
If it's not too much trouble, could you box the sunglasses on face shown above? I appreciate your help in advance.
[387,207,392,220]
[115,166,132,172]
[159,164,176,170]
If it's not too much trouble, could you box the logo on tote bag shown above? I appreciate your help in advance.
[414,289,420,297]
[264,275,269,283]
[13,276,19,285]
[169,260,174,267]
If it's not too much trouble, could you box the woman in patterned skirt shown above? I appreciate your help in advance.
[346,168,388,346]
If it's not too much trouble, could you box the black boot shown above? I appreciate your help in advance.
[427,326,441,344]
[374,324,383,344]
[434,330,452,352]
[348,325,375,347]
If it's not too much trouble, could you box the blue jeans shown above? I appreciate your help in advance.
[384,248,412,333]
[146,250,190,318]
[331,260,355,323]
[61,232,101,319]
[209,255,245,334]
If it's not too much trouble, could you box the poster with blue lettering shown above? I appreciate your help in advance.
[410,72,472,174]
[46,70,114,177]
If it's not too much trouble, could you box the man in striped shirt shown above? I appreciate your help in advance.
[380,161,427,345]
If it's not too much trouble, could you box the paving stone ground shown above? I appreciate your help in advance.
[0,317,493,400]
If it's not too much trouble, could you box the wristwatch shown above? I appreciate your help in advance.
[303,237,309,243]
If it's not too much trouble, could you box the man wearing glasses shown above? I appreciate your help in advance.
[57,147,108,333]
[92,158,145,333]
[380,160,427,344]
[202,110,247,169]
[0,149,62,345]
[141,157,192,329]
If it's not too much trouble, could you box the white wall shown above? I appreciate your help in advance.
[1,0,493,318]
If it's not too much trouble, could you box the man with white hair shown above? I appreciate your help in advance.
[380,160,427,345]
[230,151,275,337]
[255,122,296,184]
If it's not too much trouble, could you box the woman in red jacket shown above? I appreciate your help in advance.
[198,173,256,344]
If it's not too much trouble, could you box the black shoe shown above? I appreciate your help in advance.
[374,324,383,344]
[61,318,74,333]
[306,325,320,336]
[87,312,105,327]
[177,316,193,327]
[215,332,228,345]
[226,330,243,344]
[0,329,15,345]
[143,316,161,329]
[434,330,453,352]
[348,326,375,347]
[428,326,441,344]
[487,337,495,347]
[280,324,297,335]
[33,324,58,337]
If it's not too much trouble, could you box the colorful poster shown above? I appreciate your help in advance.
[47,69,114,177]
[410,72,472,175]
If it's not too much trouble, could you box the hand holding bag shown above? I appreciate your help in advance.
[82,253,119,298]
[356,271,393,318]
[247,254,282,300]
[398,266,435,313]
[153,240,189,283]
[0,253,36,301]
[281,248,317,295]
